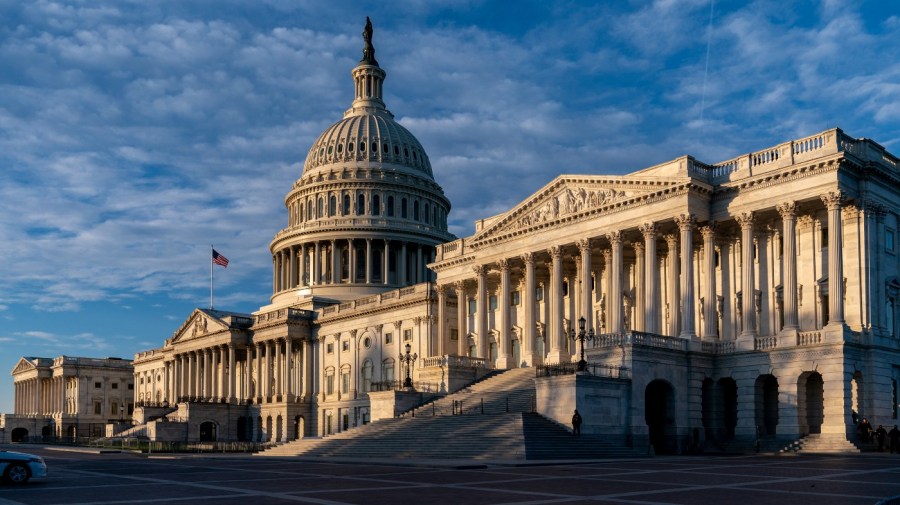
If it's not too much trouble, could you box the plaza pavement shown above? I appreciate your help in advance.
[1,445,899,505]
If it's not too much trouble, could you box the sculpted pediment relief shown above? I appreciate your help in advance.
[12,357,37,375]
[169,309,229,345]
[473,176,675,241]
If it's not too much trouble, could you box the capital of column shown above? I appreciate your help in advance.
[472,264,486,277]
[436,283,449,295]
[393,320,403,331]
[548,245,562,260]
[674,213,696,231]
[821,190,844,210]
[521,251,535,267]
[736,211,754,230]
[454,280,467,294]
[631,241,644,254]
[576,238,592,254]
[374,323,384,333]
[776,201,798,220]
[606,231,623,245]
[601,249,611,262]
[699,223,717,240]
[349,329,358,339]
[638,222,657,239]
[497,258,510,272]
[663,233,678,248]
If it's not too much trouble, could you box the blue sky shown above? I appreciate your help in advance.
[1,0,898,414]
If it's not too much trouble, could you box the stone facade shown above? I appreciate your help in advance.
[131,21,900,452]
[1,356,134,442]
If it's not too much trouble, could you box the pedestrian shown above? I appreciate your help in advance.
[572,409,583,436]
[858,418,872,443]
[875,425,888,452]
[888,425,900,454]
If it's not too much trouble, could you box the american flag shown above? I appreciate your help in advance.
[212,249,229,268]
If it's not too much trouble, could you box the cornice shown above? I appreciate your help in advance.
[714,156,844,196]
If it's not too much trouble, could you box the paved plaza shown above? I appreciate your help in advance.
[1,446,899,505]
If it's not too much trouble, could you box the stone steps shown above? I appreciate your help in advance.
[780,434,863,454]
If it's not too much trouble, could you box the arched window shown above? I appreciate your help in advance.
[413,200,420,221]
[401,198,408,219]
[387,195,395,217]
[299,204,304,223]
[317,197,324,218]
[357,193,365,215]
[373,194,381,216]
[382,358,395,383]
[424,203,430,224]
[307,200,313,220]
[362,360,374,393]
[329,195,336,216]
[343,194,351,215]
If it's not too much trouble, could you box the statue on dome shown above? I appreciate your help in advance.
[362,17,378,64]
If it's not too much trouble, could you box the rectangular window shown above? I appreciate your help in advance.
[111,401,118,416]
[326,375,334,395]
[384,364,394,381]
[384,332,393,344]
[128,383,134,390]
[821,228,828,249]
[94,382,102,389]
[450,329,459,340]
[342,340,349,352]
[341,372,350,394]
[93,401,102,415]
[403,329,412,341]
[511,291,520,306]
[887,228,896,253]
[327,343,334,354]
[111,383,118,389]
[468,299,477,314]
[535,287,544,302]
[489,295,498,311]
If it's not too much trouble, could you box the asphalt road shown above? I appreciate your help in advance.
[2,445,899,505]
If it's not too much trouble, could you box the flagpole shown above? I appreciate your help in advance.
[210,244,214,310]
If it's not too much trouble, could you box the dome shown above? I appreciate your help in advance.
[303,111,434,178]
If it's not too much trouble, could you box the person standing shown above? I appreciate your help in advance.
[888,425,900,454]
[875,425,888,452]
[572,409,583,436]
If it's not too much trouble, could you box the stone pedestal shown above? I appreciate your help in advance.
[534,372,631,442]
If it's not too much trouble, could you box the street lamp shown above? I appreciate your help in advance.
[569,316,595,372]
[400,342,418,389]
[119,405,125,421]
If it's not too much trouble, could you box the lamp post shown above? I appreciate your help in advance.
[400,342,418,389]
[119,405,125,421]
[569,316,594,372]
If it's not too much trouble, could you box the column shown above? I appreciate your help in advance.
[383,240,391,285]
[275,339,283,398]
[437,285,448,357]
[600,249,611,332]
[497,259,512,368]
[578,240,593,333]
[675,214,697,339]
[822,191,845,327]
[299,244,307,286]
[255,343,263,400]
[348,239,356,283]
[330,239,338,283]
[777,202,799,333]
[416,246,424,283]
[218,346,226,400]
[400,242,408,285]
[700,224,718,338]
[547,246,568,363]
[303,340,314,401]
[640,223,659,333]
[632,240,645,332]
[737,212,756,337]
[313,242,321,285]
[474,265,487,358]
[522,252,537,365]
[608,232,623,333]
[455,281,468,356]
[288,246,296,289]
[366,238,373,284]
[664,234,680,336]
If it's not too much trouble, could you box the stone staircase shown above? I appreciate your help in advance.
[259,367,639,460]
[779,433,863,454]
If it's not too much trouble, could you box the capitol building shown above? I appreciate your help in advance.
[119,21,900,454]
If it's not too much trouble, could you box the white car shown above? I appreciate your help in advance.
[1,450,48,484]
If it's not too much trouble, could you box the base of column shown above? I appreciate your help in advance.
[544,350,571,366]
[736,333,757,351]
[495,354,513,369]
[778,327,799,347]
[824,322,847,343]
[521,353,542,367]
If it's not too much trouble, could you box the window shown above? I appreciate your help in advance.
[327,343,334,354]
[362,360,373,393]
[413,200,420,221]
[326,375,334,395]
[94,401,102,415]
[343,194,350,215]
[111,401,118,416]
[511,291,520,306]
[94,382,102,389]
[401,198,408,218]
[489,295,498,311]
[821,228,829,249]
[536,287,544,302]
[329,195,336,216]
[387,196,394,217]
[373,194,380,216]
[383,360,394,382]
[317,197,324,218]
[887,228,896,253]
[341,371,350,394]
[112,383,118,390]
[342,340,350,352]
[562,281,568,297]
[450,329,459,340]
[357,194,365,215]
[403,329,412,341]
[468,299,477,314]
[384,332,393,344]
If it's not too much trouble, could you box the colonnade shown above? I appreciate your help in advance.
[272,239,435,293]
[14,376,77,416]
[437,194,848,365]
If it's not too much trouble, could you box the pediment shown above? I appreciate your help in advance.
[11,357,37,375]
[169,309,230,345]
[471,175,681,242]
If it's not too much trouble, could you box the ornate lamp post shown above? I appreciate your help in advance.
[400,342,418,389]
[569,316,595,372]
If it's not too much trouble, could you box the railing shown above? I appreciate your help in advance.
[535,362,630,379]
[591,331,688,351]
[755,336,778,350]
[366,380,440,393]
[14,436,272,453]
[421,355,488,369]
[797,331,822,346]
[701,341,736,354]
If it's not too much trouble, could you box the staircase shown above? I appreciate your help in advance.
[259,367,639,460]
[780,434,863,454]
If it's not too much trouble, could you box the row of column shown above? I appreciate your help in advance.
[272,240,434,292]
[13,377,74,416]
[437,194,848,363]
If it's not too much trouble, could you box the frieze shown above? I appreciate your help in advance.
[515,187,623,229]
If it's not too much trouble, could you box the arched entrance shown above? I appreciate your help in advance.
[237,416,247,442]
[851,371,864,419]
[798,372,824,435]
[755,374,779,435]
[276,415,283,441]
[66,425,76,440]
[265,415,273,442]
[701,377,738,445]
[256,416,263,442]
[199,421,218,442]
[11,427,28,443]
[645,380,676,454]
[41,425,52,440]
[294,416,304,440]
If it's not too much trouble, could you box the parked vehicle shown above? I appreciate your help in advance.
[1,450,48,484]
